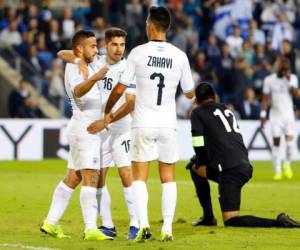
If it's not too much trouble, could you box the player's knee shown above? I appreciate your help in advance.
[63,175,81,189]
[119,166,132,187]
[273,137,280,146]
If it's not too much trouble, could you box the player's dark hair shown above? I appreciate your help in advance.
[72,30,95,50]
[195,82,216,104]
[105,27,127,42]
[277,57,291,78]
[148,6,171,32]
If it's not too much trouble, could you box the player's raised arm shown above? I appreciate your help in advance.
[58,50,89,79]
[104,83,128,114]
[74,66,108,97]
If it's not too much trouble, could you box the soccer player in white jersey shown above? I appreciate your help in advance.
[104,7,195,242]
[261,57,300,180]
[41,30,113,241]
[58,28,139,239]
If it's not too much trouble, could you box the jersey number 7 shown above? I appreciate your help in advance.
[150,72,165,105]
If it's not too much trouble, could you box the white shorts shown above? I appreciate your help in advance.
[270,118,295,138]
[100,130,131,168]
[67,119,101,171]
[131,127,178,163]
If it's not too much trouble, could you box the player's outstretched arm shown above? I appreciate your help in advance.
[57,50,88,79]
[87,93,135,134]
[74,66,108,97]
[110,93,135,123]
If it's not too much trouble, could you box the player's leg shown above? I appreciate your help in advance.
[131,128,156,242]
[97,167,116,237]
[188,163,217,226]
[112,131,139,238]
[97,131,116,237]
[221,165,300,227]
[132,161,151,241]
[41,149,81,238]
[271,121,283,180]
[77,133,112,241]
[117,166,139,239]
[157,128,179,241]
[283,121,295,179]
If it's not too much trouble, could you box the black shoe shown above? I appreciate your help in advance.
[276,213,300,228]
[98,226,117,237]
[192,217,217,226]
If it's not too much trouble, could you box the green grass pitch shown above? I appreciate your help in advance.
[0,160,300,250]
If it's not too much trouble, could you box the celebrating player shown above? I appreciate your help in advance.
[41,30,113,241]
[103,6,194,242]
[57,28,139,239]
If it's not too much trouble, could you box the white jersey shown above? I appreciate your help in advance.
[64,62,102,122]
[263,73,298,120]
[92,55,135,134]
[120,41,194,129]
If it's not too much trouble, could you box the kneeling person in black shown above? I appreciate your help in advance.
[189,82,300,228]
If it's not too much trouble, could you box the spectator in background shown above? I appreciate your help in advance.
[46,19,64,55]
[216,43,235,104]
[271,12,294,52]
[281,39,296,73]
[62,8,75,42]
[226,25,243,58]
[8,79,43,118]
[92,17,106,40]
[0,19,21,46]
[237,87,261,120]
[46,59,65,112]
[248,20,266,46]
[194,50,215,82]
[261,0,278,39]
[205,33,221,65]
[241,40,254,66]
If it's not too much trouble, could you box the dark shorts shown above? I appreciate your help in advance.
[207,164,253,212]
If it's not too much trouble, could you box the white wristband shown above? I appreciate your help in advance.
[74,58,81,64]
[260,110,267,118]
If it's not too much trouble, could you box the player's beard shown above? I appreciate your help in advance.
[83,53,94,64]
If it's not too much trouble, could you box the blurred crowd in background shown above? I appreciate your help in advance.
[1,0,300,119]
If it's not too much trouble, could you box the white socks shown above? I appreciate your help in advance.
[80,186,98,230]
[98,186,114,228]
[132,180,149,228]
[124,186,139,228]
[285,140,293,165]
[161,182,177,233]
[272,145,281,174]
[46,181,74,225]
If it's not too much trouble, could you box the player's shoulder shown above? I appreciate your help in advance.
[290,73,298,81]
[65,63,78,73]
[264,73,276,82]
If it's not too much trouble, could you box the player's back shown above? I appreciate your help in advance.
[192,101,249,171]
[129,41,193,128]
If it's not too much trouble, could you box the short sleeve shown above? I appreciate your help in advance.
[180,53,194,94]
[120,49,137,87]
[262,76,270,95]
[125,77,136,95]
[65,63,85,93]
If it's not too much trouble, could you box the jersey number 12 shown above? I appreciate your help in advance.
[213,108,241,133]
[150,73,165,105]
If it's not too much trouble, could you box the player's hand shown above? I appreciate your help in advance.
[87,119,105,134]
[79,60,89,79]
[95,66,109,80]
[103,112,114,129]
[260,117,266,129]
